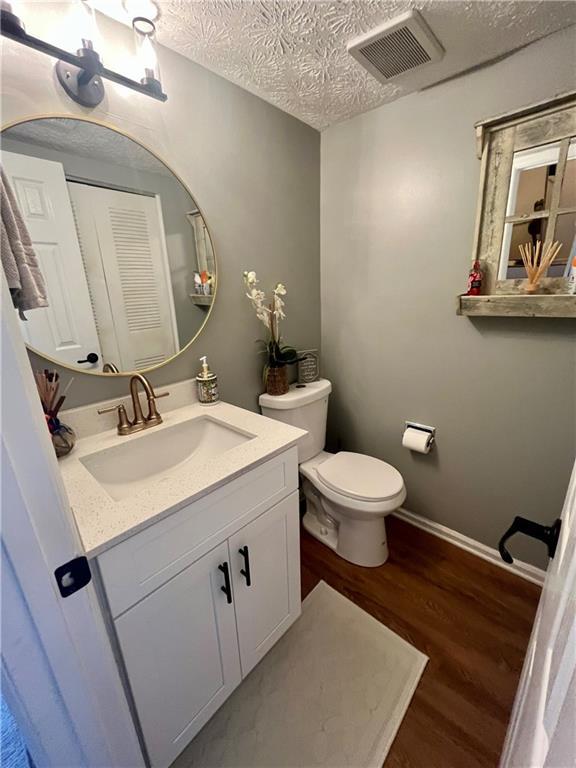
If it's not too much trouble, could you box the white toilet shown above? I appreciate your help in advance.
[259,379,406,567]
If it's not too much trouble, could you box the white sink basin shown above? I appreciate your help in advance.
[80,416,255,501]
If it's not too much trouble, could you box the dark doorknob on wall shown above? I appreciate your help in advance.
[499,516,561,564]
[76,352,99,365]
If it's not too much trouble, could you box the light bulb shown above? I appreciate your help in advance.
[54,0,102,60]
[75,0,99,53]
[132,16,162,94]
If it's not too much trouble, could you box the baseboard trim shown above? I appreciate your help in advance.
[393,508,546,587]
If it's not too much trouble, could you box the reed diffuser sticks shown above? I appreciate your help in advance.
[519,240,563,293]
[34,370,73,428]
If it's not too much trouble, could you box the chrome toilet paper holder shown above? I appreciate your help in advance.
[404,421,436,447]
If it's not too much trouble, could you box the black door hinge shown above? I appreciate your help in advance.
[54,556,92,598]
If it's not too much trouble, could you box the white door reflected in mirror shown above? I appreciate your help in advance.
[2,150,103,368]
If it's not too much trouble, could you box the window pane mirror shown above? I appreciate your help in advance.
[1,116,216,375]
[499,139,575,280]
[459,93,576,318]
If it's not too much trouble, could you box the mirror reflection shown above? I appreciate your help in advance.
[499,139,575,280]
[1,118,215,374]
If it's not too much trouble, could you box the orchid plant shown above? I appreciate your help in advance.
[243,270,297,382]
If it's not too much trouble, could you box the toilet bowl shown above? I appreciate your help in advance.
[300,451,405,567]
[259,380,406,567]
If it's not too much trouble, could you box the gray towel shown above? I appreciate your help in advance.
[1,167,48,317]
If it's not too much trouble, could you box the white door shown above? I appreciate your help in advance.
[114,541,242,768]
[1,275,143,767]
[500,459,576,768]
[230,491,301,677]
[1,151,102,369]
[68,183,179,371]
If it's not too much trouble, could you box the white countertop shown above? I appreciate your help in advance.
[59,401,306,558]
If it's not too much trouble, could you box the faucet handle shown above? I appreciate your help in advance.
[97,403,131,435]
[154,391,170,399]
[97,403,123,414]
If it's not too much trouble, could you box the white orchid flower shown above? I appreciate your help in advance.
[242,269,288,340]
[256,307,271,329]
[273,294,286,319]
[243,270,259,287]
[247,287,266,303]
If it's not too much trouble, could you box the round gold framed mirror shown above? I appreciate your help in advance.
[1,115,217,376]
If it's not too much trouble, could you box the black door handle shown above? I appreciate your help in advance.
[239,546,252,586]
[77,352,99,365]
[218,562,232,604]
[499,516,561,564]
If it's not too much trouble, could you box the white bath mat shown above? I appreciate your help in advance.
[173,581,428,768]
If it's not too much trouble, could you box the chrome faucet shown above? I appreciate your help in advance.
[98,374,169,435]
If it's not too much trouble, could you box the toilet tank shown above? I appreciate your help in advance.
[259,379,332,462]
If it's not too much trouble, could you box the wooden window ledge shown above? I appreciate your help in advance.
[458,294,576,318]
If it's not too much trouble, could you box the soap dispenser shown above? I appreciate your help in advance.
[196,356,219,404]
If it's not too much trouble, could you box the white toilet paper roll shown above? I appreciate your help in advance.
[402,427,433,454]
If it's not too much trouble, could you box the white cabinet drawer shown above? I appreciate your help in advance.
[98,447,298,617]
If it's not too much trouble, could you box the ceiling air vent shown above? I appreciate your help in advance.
[347,10,444,84]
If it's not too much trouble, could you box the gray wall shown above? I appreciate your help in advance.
[2,7,320,411]
[321,26,576,568]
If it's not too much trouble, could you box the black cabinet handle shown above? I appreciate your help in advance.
[239,546,252,587]
[499,516,561,565]
[218,562,232,604]
[77,352,99,365]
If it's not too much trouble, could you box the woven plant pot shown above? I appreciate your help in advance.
[266,365,289,396]
[52,422,76,458]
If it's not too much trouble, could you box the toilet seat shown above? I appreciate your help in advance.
[300,451,406,516]
[317,451,404,502]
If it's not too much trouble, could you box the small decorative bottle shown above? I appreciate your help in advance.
[568,255,576,295]
[466,260,483,296]
[196,356,219,404]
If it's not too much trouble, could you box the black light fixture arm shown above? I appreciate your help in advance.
[0,16,167,104]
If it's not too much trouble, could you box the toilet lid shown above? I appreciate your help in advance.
[317,452,404,502]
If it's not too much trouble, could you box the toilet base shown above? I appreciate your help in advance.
[336,513,389,567]
[302,510,338,551]
[301,480,390,568]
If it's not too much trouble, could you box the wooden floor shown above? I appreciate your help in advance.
[300,516,541,768]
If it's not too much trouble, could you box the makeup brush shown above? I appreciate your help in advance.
[50,376,75,419]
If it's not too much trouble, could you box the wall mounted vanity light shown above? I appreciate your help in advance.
[0,0,167,106]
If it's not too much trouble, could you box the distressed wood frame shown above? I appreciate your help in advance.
[459,92,576,318]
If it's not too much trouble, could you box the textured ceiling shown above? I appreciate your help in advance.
[4,118,173,175]
[101,0,576,130]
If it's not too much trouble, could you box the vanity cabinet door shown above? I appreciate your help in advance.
[229,490,301,677]
[114,541,241,768]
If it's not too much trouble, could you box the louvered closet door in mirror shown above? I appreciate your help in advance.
[68,183,178,371]
[1,116,217,375]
